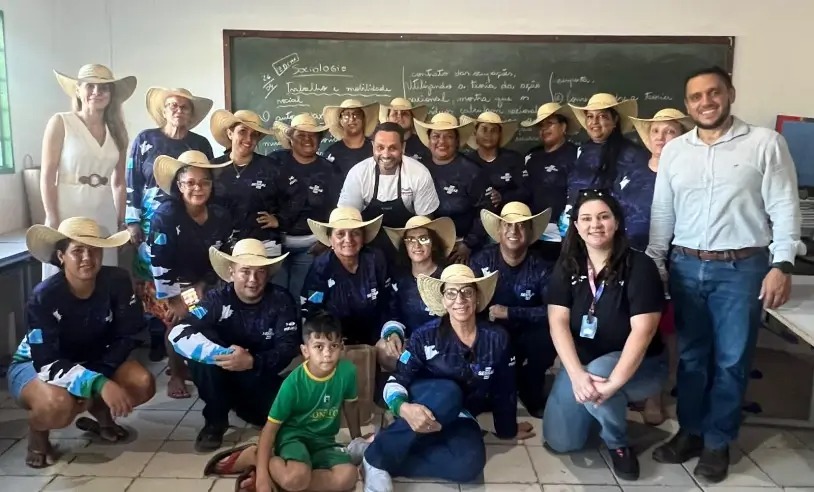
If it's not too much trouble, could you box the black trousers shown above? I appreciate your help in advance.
[188,360,283,427]
[511,327,557,417]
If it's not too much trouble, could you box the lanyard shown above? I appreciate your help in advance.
[587,260,605,318]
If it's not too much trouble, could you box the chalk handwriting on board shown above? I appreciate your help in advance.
[262,74,278,99]
[272,53,300,77]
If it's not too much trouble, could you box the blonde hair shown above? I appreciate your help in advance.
[72,83,129,153]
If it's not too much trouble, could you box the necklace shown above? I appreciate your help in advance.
[233,160,250,179]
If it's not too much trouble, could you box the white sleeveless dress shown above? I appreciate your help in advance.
[42,112,120,279]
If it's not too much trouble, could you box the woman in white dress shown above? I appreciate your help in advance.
[40,64,136,278]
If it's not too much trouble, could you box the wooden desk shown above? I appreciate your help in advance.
[751,275,814,428]
[0,229,37,371]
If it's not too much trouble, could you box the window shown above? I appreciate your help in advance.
[0,12,13,174]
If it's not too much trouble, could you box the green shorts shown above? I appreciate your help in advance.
[275,431,351,470]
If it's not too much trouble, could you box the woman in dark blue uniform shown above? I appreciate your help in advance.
[353,265,535,488]
[148,150,233,398]
[461,111,528,210]
[8,218,154,468]
[301,207,395,346]
[322,99,378,177]
[558,93,648,237]
[414,113,493,263]
[471,202,554,418]
[270,114,342,303]
[377,216,457,370]
[209,109,283,257]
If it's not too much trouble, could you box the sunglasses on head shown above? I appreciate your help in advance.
[578,188,611,199]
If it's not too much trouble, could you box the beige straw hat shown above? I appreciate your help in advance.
[481,202,552,244]
[26,217,130,264]
[54,64,137,104]
[146,87,214,130]
[520,102,581,134]
[210,109,273,149]
[322,99,380,140]
[271,114,329,149]
[569,93,638,134]
[378,97,429,124]
[384,216,457,257]
[209,239,289,282]
[307,207,383,247]
[417,264,498,316]
[459,112,520,149]
[153,150,230,195]
[414,113,475,150]
[630,108,694,152]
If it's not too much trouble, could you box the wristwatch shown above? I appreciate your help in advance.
[771,261,794,274]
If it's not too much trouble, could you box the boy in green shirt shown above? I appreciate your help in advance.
[212,312,362,492]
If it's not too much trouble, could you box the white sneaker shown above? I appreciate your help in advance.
[347,437,370,466]
[362,457,393,492]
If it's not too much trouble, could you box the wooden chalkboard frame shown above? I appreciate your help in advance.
[222,31,734,111]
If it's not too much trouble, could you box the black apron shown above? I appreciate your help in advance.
[362,164,414,262]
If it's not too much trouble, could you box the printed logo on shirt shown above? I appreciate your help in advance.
[250,180,266,189]
[129,294,137,305]
[153,232,167,245]
[284,321,297,332]
[367,288,379,301]
[327,278,336,288]
[176,225,181,236]
[477,366,495,379]
[508,355,516,367]
[576,146,583,159]
[190,305,208,319]
[391,282,399,292]
[399,350,412,364]
[309,185,324,194]
[105,310,113,323]
[52,310,62,322]
[325,154,335,162]
[139,141,153,155]
[424,345,439,360]
[545,165,558,173]
[522,169,529,178]
[620,175,631,190]
[481,267,491,276]
[524,154,532,164]
[220,305,234,321]
[443,185,458,195]
[520,289,534,301]
[500,173,512,182]
[289,176,298,185]
[308,291,325,304]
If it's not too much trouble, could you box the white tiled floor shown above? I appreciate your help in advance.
[1,353,813,491]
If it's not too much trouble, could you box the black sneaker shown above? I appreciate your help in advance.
[694,446,729,483]
[194,423,227,453]
[609,447,639,480]
[652,430,703,464]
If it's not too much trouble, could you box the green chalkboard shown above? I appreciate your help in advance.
[224,32,733,154]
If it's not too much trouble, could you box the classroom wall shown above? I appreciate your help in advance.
[0,0,811,233]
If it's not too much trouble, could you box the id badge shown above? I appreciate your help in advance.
[580,314,598,339]
[181,288,200,308]
[263,240,282,257]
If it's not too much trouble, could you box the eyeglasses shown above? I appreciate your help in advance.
[341,112,364,121]
[165,102,192,113]
[178,179,213,189]
[443,286,477,301]
[404,235,431,245]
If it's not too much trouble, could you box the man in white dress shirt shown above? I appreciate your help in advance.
[647,66,804,483]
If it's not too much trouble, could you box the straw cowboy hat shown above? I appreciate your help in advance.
[520,102,581,135]
[569,93,638,134]
[210,109,273,149]
[630,108,695,152]
[417,264,498,316]
[271,114,329,149]
[384,216,457,257]
[459,112,520,149]
[153,150,230,195]
[414,113,475,150]
[481,202,552,244]
[26,217,130,264]
[307,207,383,247]
[322,99,380,140]
[378,97,429,124]
[209,239,289,282]
[146,87,214,130]
[54,64,137,104]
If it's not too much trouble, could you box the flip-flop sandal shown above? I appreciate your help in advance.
[75,417,130,442]
[167,379,192,399]
[25,447,54,469]
[235,466,256,492]
[203,442,258,476]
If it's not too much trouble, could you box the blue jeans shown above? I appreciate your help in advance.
[364,379,485,482]
[273,246,314,305]
[543,352,667,451]
[670,248,768,449]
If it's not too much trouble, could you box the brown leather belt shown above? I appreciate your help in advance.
[675,246,766,262]
[77,174,109,187]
